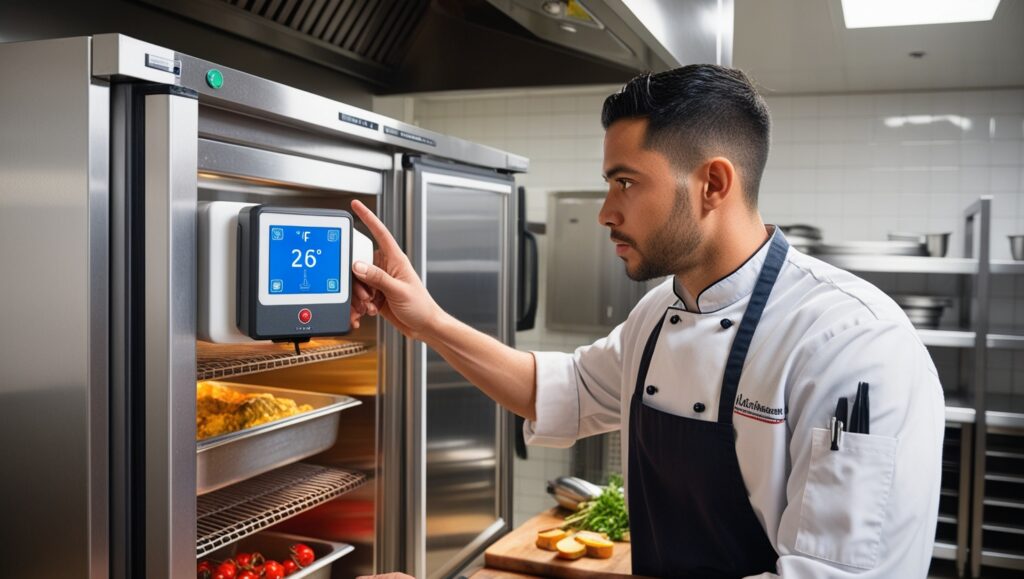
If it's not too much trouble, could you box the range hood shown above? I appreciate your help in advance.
[140,0,732,92]
[484,0,733,73]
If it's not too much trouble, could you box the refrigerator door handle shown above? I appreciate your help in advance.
[516,229,539,333]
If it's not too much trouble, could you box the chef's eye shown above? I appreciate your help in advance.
[617,179,633,191]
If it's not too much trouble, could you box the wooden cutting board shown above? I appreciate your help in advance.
[484,509,641,578]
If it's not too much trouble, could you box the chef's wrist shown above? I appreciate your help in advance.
[413,303,453,344]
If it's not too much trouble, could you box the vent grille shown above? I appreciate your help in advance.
[196,463,366,557]
[222,0,429,67]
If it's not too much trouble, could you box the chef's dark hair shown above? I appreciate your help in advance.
[601,65,770,208]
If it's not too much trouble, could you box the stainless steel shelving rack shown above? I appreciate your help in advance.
[815,196,1024,578]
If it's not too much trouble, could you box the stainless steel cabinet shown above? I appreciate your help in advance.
[546,191,646,333]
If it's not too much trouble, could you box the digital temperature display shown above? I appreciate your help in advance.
[267,225,342,295]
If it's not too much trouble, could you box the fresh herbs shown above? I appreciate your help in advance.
[561,474,630,541]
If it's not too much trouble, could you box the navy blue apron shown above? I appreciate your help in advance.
[628,233,788,578]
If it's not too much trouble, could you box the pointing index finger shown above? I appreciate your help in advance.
[351,199,402,255]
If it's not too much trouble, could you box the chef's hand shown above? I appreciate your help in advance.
[349,200,537,420]
[355,574,414,579]
[349,199,443,339]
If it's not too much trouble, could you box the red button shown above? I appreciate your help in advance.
[298,308,312,324]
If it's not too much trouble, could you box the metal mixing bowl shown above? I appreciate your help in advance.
[888,232,951,257]
[1010,235,1024,261]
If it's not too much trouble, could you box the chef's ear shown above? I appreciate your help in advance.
[699,156,737,212]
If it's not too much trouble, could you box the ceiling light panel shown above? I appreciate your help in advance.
[841,0,1000,29]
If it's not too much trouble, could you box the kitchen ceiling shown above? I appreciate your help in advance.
[734,0,1024,94]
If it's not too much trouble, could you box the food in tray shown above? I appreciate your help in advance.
[196,381,314,440]
[197,541,316,578]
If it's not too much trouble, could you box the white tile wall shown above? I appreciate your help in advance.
[759,90,1024,260]
[374,85,1024,526]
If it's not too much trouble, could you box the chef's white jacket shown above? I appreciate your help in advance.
[525,232,945,578]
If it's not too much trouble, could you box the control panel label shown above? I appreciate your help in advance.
[339,112,380,131]
[383,126,436,147]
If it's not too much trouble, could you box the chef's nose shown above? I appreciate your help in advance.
[598,194,621,228]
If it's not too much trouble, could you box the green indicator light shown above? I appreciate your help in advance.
[205,69,224,90]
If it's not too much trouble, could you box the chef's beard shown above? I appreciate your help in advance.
[615,182,702,282]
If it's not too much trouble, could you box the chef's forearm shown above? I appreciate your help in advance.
[420,310,538,421]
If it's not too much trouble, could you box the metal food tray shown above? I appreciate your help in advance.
[197,383,361,495]
[200,531,354,579]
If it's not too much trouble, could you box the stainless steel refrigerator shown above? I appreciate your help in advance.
[0,33,530,579]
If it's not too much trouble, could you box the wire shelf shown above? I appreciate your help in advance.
[196,463,367,557]
[196,339,371,381]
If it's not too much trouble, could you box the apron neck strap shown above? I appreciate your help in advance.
[718,232,790,424]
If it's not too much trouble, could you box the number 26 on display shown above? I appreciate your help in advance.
[291,249,321,268]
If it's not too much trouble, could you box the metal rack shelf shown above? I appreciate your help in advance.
[945,396,977,424]
[992,260,1024,275]
[934,541,958,561]
[987,396,1024,431]
[196,462,366,558]
[813,254,979,274]
[917,329,1024,350]
[196,339,371,381]
[919,329,976,348]
[987,331,1024,350]
[815,255,1024,275]
[981,551,1024,571]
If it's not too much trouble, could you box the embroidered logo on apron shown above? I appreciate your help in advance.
[734,393,786,424]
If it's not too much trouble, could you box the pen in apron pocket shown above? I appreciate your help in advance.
[830,396,848,451]
[849,381,870,434]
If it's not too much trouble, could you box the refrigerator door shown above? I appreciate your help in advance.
[405,157,516,578]
[0,36,110,578]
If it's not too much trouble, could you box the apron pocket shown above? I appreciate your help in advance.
[795,427,897,569]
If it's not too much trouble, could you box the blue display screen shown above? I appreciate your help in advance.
[268,225,342,295]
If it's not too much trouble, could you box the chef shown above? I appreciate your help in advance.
[348,65,946,578]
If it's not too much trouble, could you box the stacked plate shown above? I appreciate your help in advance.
[812,240,928,256]
[894,295,953,329]
[779,224,822,253]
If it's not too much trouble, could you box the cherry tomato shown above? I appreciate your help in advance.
[215,560,237,579]
[197,560,213,579]
[234,552,264,570]
[234,553,253,570]
[281,559,299,576]
[236,572,257,579]
[212,573,229,579]
[290,543,316,568]
[263,560,285,579]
